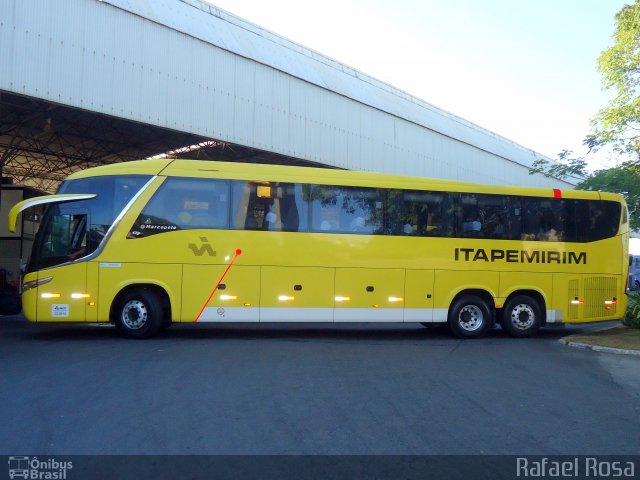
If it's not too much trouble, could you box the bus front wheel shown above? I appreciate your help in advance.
[114,289,163,339]
[501,295,542,338]
[448,295,492,339]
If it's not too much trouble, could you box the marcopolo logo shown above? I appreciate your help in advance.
[7,456,72,479]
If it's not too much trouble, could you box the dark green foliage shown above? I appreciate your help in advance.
[624,291,640,329]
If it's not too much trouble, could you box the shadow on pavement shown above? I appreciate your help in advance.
[1,312,614,343]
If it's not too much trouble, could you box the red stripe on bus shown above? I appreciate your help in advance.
[195,248,243,322]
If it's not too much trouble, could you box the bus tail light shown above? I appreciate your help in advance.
[388,297,403,303]
[71,293,91,299]
[570,298,584,305]
[278,295,294,301]
[335,296,351,302]
[220,294,238,301]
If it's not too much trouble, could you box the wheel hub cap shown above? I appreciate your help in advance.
[122,300,147,330]
[458,305,483,332]
[510,304,534,330]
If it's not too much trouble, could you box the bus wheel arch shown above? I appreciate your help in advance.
[501,290,545,338]
[447,289,495,339]
[110,284,171,339]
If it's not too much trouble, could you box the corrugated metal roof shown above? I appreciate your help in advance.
[101,0,575,183]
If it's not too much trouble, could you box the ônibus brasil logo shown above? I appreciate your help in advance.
[7,456,72,479]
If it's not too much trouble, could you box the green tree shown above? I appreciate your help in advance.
[529,1,640,229]
[591,0,640,160]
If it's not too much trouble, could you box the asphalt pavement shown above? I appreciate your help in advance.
[1,316,639,455]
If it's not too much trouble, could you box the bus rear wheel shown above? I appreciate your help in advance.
[114,289,163,339]
[448,295,492,339]
[502,295,542,338]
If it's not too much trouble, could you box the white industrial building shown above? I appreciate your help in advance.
[0,0,573,190]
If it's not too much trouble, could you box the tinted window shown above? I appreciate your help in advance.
[587,200,620,241]
[521,197,566,241]
[231,181,306,232]
[520,198,620,243]
[307,185,382,234]
[58,175,151,248]
[130,178,229,237]
[123,176,622,244]
[30,210,89,270]
[29,175,151,271]
[396,190,452,237]
[459,193,513,239]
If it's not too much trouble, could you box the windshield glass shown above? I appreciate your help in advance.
[28,175,151,271]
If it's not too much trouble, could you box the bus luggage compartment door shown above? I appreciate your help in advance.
[334,268,405,322]
[260,266,334,322]
[183,265,260,322]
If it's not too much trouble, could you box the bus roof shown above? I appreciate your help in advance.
[65,159,620,202]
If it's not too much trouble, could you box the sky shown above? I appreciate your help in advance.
[206,0,628,170]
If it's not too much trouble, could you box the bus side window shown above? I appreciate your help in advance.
[231,181,253,229]
[459,194,483,237]
[132,177,230,237]
[399,191,448,237]
[476,194,508,239]
[569,200,588,242]
[506,196,522,240]
[308,185,340,233]
[589,201,621,241]
[235,182,308,233]
[523,197,564,242]
[339,187,381,234]
[280,183,307,232]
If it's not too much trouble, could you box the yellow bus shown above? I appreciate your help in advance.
[8,159,629,339]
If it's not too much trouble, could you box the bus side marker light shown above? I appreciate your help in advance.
[278,295,295,301]
[372,304,380,308]
[388,297,403,303]
[335,296,351,302]
[41,293,61,299]
[220,294,238,301]
[88,302,96,307]
[71,293,90,299]
[243,303,251,307]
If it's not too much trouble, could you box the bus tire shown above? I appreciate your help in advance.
[114,289,163,339]
[448,295,492,339]
[502,295,543,338]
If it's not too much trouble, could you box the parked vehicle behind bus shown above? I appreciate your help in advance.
[629,255,640,291]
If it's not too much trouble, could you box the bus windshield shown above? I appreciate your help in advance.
[28,175,151,272]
